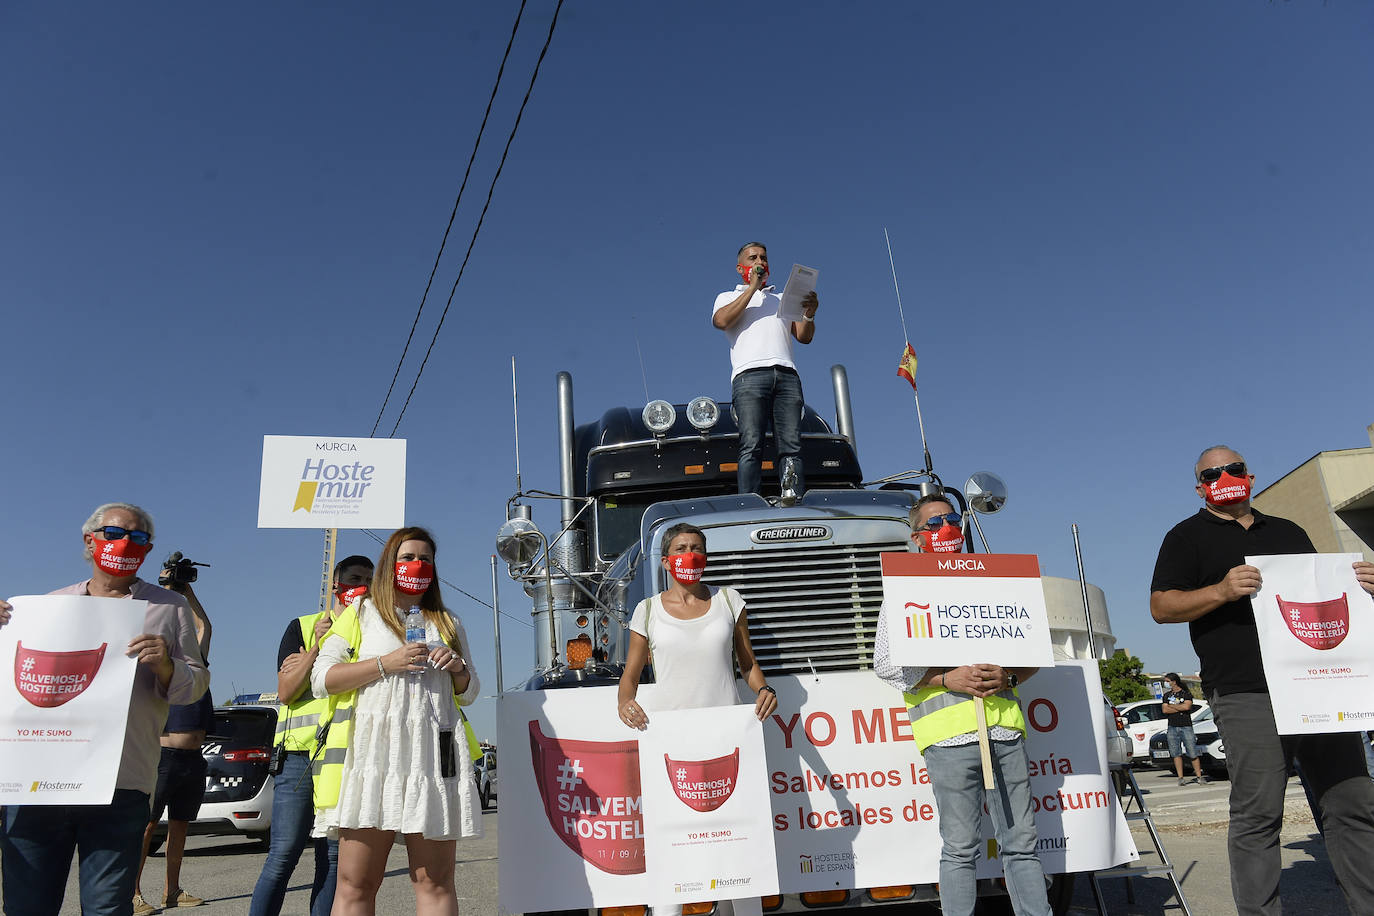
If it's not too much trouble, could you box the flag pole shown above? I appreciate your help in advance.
[885,228,933,474]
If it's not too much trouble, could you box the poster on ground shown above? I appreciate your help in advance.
[497,663,1135,913]
[0,595,144,804]
[880,552,1054,666]
[257,435,406,529]
[637,705,779,904]
[1249,552,1374,734]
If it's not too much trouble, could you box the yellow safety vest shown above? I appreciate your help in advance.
[903,684,1026,753]
[312,602,482,811]
[273,612,332,753]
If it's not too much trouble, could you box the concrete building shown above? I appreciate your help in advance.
[1042,575,1117,661]
[1251,423,1374,561]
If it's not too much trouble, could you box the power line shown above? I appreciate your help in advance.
[368,0,531,438]
[388,0,565,436]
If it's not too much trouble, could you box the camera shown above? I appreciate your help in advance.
[159,551,210,590]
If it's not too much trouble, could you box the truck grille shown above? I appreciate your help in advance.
[701,540,907,675]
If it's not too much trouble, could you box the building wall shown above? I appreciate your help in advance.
[1253,455,1337,549]
[1042,576,1117,661]
[1253,432,1374,562]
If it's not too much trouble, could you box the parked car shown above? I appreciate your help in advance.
[1104,699,1132,768]
[1117,698,1209,764]
[1147,706,1227,777]
[476,747,498,810]
[151,704,277,852]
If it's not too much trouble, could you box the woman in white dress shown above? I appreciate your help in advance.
[311,527,480,916]
[616,522,778,916]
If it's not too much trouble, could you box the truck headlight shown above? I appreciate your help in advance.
[642,400,676,434]
[686,396,720,431]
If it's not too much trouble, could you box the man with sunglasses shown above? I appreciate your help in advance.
[0,502,210,916]
[1151,446,1374,915]
[875,495,1050,916]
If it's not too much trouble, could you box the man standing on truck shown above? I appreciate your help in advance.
[875,494,1050,916]
[712,241,819,501]
[1150,445,1374,916]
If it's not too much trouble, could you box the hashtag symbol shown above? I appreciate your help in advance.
[22,658,35,672]
[676,767,687,780]
[556,758,584,792]
[1291,610,1301,620]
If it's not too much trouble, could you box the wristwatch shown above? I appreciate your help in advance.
[1007,673,1019,689]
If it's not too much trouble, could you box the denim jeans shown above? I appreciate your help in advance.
[249,751,338,916]
[0,788,150,916]
[1165,724,1197,759]
[1211,690,1374,916]
[924,739,1050,916]
[731,366,803,497]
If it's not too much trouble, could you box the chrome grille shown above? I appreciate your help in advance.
[701,540,907,675]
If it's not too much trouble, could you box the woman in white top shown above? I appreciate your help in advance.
[311,527,480,916]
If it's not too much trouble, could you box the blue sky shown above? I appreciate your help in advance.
[3,1,1372,741]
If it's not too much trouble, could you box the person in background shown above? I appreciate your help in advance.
[1161,672,1208,787]
[311,529,480,916]
[0,502,209,916]
[248,555,374,916]
[875,494,1050,916]
[133,559,215,915]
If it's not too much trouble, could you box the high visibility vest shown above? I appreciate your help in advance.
[273,612,332,753]
[312,602,482,811]
[903,684,1026,753]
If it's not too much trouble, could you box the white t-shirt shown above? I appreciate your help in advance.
[712,286,796,381]
[629,586,745,711]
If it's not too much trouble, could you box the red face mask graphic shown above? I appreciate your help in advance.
[737,262,769,285]
[394,561,434,595]
[528,720,645,875]
[914,524,964,554]
[664,748,739,813]
[335,584,368,607]
[666,553,706,585]
[92,538,149,577]
[1204,472,1251,506]
[1277,593,1350,651]
[14,641,108,708]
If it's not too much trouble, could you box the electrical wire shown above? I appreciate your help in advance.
[387,0,565,436]
[369,0,531,438]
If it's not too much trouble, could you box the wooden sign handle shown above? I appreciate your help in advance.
[975,697,994,790]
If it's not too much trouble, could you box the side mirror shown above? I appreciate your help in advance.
[496,516,543,572]
[963,472,1008,514]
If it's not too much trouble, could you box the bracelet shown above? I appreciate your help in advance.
[375,657,386,679]
[758,685,776,697]
[938,671,945,688]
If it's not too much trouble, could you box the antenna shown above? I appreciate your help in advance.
[631,316,650,402]
[884,228,933,473]
[511,356,522,495]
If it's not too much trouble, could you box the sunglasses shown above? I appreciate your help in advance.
[92,526,151,545]
[1198,462,1247,484]
[922,513,962,530]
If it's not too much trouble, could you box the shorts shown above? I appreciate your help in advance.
[151,746,209,823]
[1166,725,1197,760]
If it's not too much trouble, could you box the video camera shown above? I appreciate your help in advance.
[158,551,211,590]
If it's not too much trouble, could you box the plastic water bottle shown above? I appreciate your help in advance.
[404,606,426,678]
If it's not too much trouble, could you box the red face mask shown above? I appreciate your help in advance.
[737,262,768,285]
[1203,472,1251,506]
[914,524,964,554]
[92,537,150,577]
[666,553,706,584]
[394,561,434,595]
[335,584,368,606]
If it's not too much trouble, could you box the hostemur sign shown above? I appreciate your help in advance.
[257,435,406,529]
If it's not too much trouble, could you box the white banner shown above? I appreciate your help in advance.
[497,664,1135,913]
[638,706,779,904]
[0,595,144,804]
[1249,552,1374,734]
[257,435,406,529]
[880,553,1054,666]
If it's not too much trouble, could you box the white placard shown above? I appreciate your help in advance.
[880,553,1054,666]
[1249,552,1374,734]
[0,595,144,804]
[638,706,779,904]
[497,665,1135,913]
[257,435,406,529]
[778,264,818,322]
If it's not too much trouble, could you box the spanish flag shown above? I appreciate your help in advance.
[896,342,918,390]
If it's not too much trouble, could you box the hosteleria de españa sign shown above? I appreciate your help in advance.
[880,553,1054,667]
[257,435,406,529]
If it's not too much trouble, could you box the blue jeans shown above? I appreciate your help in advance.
[1166,724,1197,759]
[0,788,150,916]
[731,366,804,497]
[249,751,338,916]
[924,739,1050,916]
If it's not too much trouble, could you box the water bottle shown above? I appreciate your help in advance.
[404,606,426,678]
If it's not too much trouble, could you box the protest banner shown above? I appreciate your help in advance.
[0,595,144,804]
[637,705,779,905]
[497,663,1135,913]
[1249,552,1374,734]
[257,435,406,529]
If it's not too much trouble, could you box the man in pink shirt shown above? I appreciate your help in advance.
[0,501,210,916]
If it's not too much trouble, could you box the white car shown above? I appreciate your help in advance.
[1117,698,1209,765]
[1104,698,1132,767]
[476,747,498,810]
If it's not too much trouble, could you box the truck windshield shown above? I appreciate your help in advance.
[596,494,662,561]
